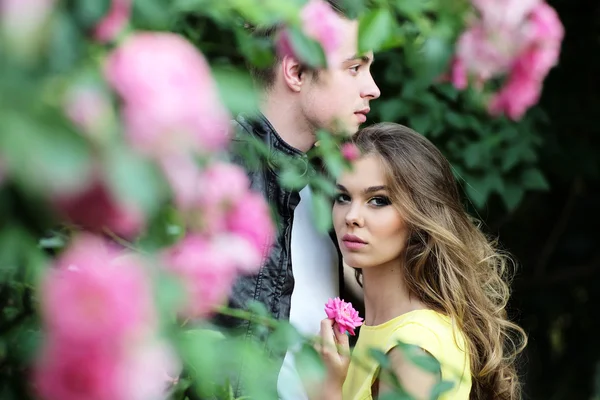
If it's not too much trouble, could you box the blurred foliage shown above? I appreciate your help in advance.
[0,0,598,398]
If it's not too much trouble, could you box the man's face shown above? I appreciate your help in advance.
[299,19,381,135]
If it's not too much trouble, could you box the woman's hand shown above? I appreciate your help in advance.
[317,318,350,387]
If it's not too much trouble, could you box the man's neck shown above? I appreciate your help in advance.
[261,95,316,153]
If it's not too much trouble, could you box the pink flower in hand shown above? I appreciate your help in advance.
[324,297,363,336]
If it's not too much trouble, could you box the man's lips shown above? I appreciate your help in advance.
[354,108,370,123]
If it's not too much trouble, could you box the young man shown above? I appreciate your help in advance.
[214,2,380,398]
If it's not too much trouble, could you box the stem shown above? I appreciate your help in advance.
[213,306,278,329]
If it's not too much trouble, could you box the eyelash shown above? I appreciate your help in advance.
[334,193,391,207]
[349,65,360,74]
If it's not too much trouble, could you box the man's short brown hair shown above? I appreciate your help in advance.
[247,0,347,89]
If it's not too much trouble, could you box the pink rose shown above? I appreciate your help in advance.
[340,143,361,161]
[35,336,180,400]
[198,162,250,209]
[41,234,155,343]
[301,0,344,64]
[324,297,363,336]
[158,154,203,209]
[53,177,144,238]
[105,32,231,157]
[225,191,275,264]
[488,58,541,120]
[278,0,345,68]
[93,0,131,43]
[35,338,123,400]
[451,0,563,119]
[472,0,540,29]
[212,233,263,274]
[163,234,238,318]
[118,340,182,400]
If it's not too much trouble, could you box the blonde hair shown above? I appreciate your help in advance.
[351,123,527,399]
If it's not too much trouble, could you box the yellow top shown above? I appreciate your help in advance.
[342,309,472,400]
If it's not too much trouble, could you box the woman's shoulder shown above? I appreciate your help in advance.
[365,309,466,359]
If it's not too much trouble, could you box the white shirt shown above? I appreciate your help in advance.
[277,186,340,399]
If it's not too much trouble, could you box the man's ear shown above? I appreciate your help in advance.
[281,55,305,92]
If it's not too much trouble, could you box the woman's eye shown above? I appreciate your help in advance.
[369,196,391,207]
[349,65,360,73]
[334,193,351,204]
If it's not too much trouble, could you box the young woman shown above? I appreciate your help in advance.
[316,123,527,400]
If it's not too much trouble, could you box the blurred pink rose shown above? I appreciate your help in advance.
[472,0,540,29]
[105,32,230,157]
[35,339,123,400]
[41,234,155,342]
[324,297,363,336]
[451,0,563,120]
[53,177,144,238]
[488,65,540,120]
[301,0,344,67]
[455,24,517,82]
[226,191,275,264]
[340,143,361,161]
[35,337,179,400]
[278,0,345,68]
[163,234,238,318]
[118,340,182,400]
[158,154,203,209]
[487,3,563,119]
[94,0,131,43]
[198,162,249,209]
[212,233,263,274]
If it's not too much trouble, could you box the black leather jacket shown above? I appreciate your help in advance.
[210,113,343,397]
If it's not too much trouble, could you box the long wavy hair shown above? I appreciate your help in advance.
[350,123,527,400]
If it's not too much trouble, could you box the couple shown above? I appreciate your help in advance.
[213,2,526,399]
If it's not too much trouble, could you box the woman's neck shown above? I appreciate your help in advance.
[361,260,427,326]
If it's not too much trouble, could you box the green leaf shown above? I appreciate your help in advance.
[463,143,482,169]
[312,191,333,233]
[521,168,550,191]
[267,321,303,354]
[358,9,396,53]
[368,348,392,369]
[501,183,525,211]
[213,67,259,115]
[378,98,406,121]
[0,114,93,196]
[395,341,441,374]
[287,26,326,68]
[294,343,326,386]
[409,113,433,136]
[279,167,310,190]
[74,0,111,28]
[104,146,166,217]
[429,380,455,400]
[501,148,522,172]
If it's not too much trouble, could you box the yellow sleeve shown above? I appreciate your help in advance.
[386,322,444,365]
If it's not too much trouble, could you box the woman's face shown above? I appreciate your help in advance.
[332,154,410,270]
